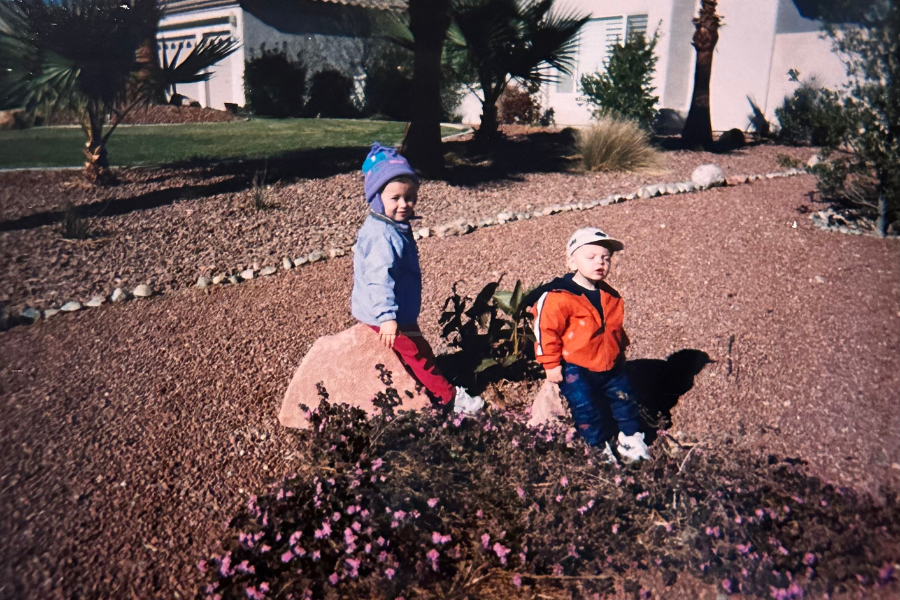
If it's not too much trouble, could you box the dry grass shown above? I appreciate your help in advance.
[577,116,661,172]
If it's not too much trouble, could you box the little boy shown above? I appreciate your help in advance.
[525,227,649,462]
[351,142,484,414]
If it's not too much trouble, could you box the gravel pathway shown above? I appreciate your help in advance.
[1,172,897,600]
[0,144,814,312]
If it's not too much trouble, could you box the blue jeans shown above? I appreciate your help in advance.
[557,363,642,447]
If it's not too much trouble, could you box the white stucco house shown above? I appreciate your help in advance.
[160,0,846,132]
[157,0,401,110]
[459,0,847,131]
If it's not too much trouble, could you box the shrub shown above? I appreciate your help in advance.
[244,48,307,118]
[498,84,542,125]
[305,69,357,119]
[60,202,90,239]
[579,31,660,130]
[198,383,900,600]
[774,81,848,147]
[577,116,661,172]
[363,48,414,121]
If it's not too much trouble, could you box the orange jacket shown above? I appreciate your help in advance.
[527,275,629,372]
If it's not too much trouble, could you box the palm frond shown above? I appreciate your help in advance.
[155,36,240,90]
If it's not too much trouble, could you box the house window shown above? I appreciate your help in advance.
[626,14,649,38]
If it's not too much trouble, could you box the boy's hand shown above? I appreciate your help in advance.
[545,365,563,384]
[379,320,399,349]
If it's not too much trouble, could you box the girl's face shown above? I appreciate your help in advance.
[381,180,418,223]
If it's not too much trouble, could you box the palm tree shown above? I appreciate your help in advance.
[680,0,721,150]
[449,0,588,143]
[0,0,238,183]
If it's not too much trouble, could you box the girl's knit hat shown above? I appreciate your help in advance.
[362,142,418,214]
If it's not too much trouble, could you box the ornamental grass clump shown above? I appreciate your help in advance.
[200,378,899,600]
[577,117,661,172]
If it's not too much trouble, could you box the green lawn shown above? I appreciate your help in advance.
[0,119,463,169]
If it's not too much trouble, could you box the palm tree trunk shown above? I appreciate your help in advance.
[474,79,504,144]
[681,0,720,150]
[83,103,113,184]
[400,0,451,176]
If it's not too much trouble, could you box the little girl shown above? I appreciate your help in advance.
[351,143,483,414]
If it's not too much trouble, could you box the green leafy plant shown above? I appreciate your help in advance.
[439,279,539,378]
[577,116,661,172]
[775,80,849,147]
[305,69,358,119]
[579,30,660,130]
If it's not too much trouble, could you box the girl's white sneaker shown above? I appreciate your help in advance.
[453,386,484,414]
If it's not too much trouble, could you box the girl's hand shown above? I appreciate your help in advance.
[545,365,563,384]
[379,320,399,349]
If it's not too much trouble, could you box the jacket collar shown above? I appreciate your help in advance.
[369,210,412,233]
[523,272,615,324]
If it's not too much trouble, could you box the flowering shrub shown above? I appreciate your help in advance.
[200,380,899,599]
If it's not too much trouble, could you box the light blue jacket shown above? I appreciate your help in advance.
[351,212,422,326]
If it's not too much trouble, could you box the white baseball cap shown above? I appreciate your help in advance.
[566,227,624,256]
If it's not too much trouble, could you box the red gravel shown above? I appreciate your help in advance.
[0,143,814,311]
[0,173,897,599]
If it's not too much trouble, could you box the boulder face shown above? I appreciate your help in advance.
[279,324,431,429]
[527,380,569,428]
[691,163,725,188]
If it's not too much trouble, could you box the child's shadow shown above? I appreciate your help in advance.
[625,349,713,444]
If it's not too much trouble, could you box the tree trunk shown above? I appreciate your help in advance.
[876,189,887,237]
[473,80,504,145]
[400,0,451,177]
[83,104,113,184]
[681,0,720,150]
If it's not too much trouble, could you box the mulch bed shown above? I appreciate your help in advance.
[0,172,897,599]
[0,142,815,312]
[35,104,242,126]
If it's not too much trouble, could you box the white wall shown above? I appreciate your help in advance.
[157,6,245,109]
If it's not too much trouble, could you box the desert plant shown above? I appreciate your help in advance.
[497,83,543,125]
[249,167,274,211]
[447,0,589,142]
[199,381,900,600]
[805,0,899,236]
[0,0,237,183]
[305,69,357,119]
[775,81,848,147]
[577,116,661,172]
[243,47,307,118]
[439,279,538,378]
[579,30,660,130]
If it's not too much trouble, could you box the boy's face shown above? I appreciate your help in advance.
[381,180,418,223]
[567,243,612,283]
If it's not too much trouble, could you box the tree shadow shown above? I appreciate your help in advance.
[625,349,713,445]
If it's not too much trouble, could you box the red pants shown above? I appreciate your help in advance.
[367,324,455,404]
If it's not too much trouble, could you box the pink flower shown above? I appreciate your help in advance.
[332,511,341,521]
[371,458,383,471]
[260,545,271,553]
[555,495,563,503]
[394,510,406,520]
[427,498,439,508]
[345,558,360,578]
[492,542,511,564]
[636,491,649,501]
[328,573,339,586]
[312,550,321,561]
[426,548,440,571]
[281,551,293,563]
[560,476,568,487]
[517,487,525,499]
[511,438,519,447]
[722,579,732,594]
[476,509,484,518]
[364,543,371,553]
[245,586,265,600]
[612,524,619,534]
[481,533,491,549]
[512,574,522,587]
[314,521,332,539]
[351,521,361,532]
[803,553,816,566]
[385,568,395,580]
[197,560,207,573]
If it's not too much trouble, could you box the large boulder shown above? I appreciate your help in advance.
[691,163,725,188]
[527,380,569,428]
[279,324,431,429]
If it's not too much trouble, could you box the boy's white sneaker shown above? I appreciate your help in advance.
[616,431,650,463]
[599,441,619,465]
[452,386,484,414]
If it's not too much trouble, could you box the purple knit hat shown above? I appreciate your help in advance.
[362,142,418,214]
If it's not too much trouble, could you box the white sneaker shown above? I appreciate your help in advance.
[452,386,484,414]
[616,431,650,463]
[599,441,619,465]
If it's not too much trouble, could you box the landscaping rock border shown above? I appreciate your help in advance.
[0,165,811,332]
